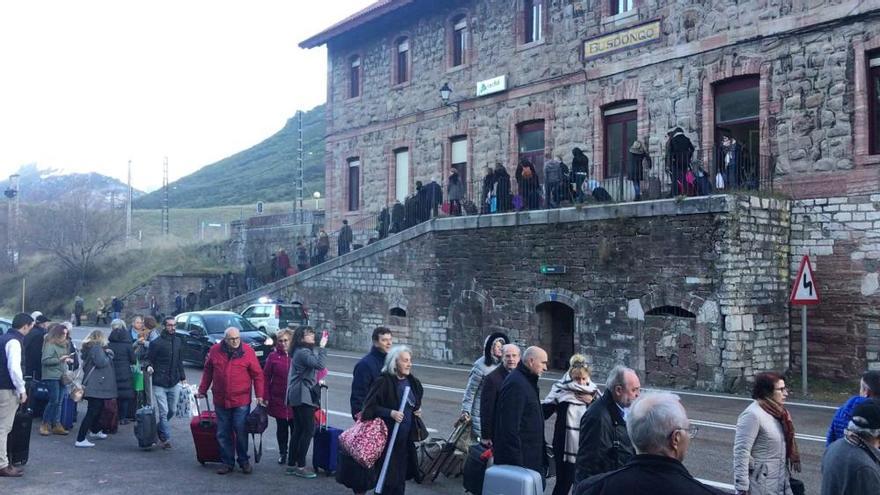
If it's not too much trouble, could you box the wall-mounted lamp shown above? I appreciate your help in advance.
[439,82,460,119]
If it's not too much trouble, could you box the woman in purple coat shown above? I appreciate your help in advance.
[263,328,294,464]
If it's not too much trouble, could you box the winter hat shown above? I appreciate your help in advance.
[850,399,880,430]
[30,311,42,320]
[35,315,50,324]
[862,371,880,396]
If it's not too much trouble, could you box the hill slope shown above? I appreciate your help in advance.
[135,105,326,209]
[0,164,143,205]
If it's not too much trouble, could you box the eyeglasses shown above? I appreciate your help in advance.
[774,387,788,392]
[225,337,241,342]
[670,425,700,439]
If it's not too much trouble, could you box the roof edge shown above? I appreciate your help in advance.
[299,0,415,49]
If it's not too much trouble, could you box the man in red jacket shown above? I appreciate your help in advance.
[197,327,266,475]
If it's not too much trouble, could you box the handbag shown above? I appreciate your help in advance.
[32,380,50,402]
[70,367,93,403]
[246,405,269,463]
[790,477,805,495]
[413,415,429,442]
[339,415,389,469]
[60,370,75,386]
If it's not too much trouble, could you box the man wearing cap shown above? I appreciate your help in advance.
[827,370,880,445]
[0,313,35,477]
[821,399,880,494]
[23,312,50,380]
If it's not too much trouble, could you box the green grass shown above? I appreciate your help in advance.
[131,201,294,243]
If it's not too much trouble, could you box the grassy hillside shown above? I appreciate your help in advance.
[131,201,294,243]
[134,105,326,209]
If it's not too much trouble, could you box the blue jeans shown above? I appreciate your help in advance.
[215,404,250,468]
[152,383,180,441]
[41,379,63,424]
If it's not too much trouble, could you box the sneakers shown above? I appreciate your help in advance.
[287,466,317,479]
[89,431,108,440]
[216,465,235,475]
[0,465,24,477]
[277,453,287,465]
[75,439,95,448]
[39,423,50,436]
[52,424,69,435]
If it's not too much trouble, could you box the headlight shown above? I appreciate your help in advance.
[264,337,273,347]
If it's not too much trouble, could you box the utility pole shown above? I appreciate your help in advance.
[5,174,20,272]
[161,156,170,236]
[126,160,132,247]
[296,110,304,222]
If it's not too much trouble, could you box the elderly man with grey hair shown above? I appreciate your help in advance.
[575,365,640,482]
[575,392,722,494]
[494,346,548,477]
[821,399,880,494]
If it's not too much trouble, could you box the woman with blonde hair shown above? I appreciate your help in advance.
[263,327,295,464]
[40,324,74,435]
[543,354,599,495]
[75,330,118,447]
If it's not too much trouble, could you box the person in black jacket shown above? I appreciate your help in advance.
[493,346,548,476]
[424,179,443,219]
[107,321,136,424]
[575,392,720,495]
[493,164,512,212]
[360,345,423,495]
[575,365,641,483]
[571,148,590,203]
[479,343,520,447]
[666,127,695,197]
[350,327,392,420]
[145,316,187,449]
[480,166,496,214]
[23,313,49,380]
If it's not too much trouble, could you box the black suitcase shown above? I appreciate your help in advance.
[134,372,158,449]
[8,405,33,466]
[463,443,491,495]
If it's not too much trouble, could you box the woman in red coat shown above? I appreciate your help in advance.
[263,328,294,464]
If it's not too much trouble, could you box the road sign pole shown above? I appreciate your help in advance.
[801,305,807,396]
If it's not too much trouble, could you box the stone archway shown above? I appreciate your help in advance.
[532,289,586,370]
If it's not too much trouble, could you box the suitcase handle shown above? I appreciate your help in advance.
[195,394,213,414]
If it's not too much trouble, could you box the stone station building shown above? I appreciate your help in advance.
[274,0,880,386]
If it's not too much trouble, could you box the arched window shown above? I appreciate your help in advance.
[389,307,407,317]
[645,306,696,318]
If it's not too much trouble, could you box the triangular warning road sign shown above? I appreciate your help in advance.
[790,255,820,305]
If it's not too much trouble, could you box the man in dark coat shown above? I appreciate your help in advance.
[338,220,353,255]
[575,392,722,495]
[666,127,695,197]
[349,326,392,419]
[185,291,197,312]
[479,343,520,446]
[424,178,443,219]
[494,346,548,475]
[575,365,640,482]
[23,313,49,380]
[145,316,187,449]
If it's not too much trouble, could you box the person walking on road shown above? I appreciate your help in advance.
[460,332,509,441]
[145,316,187,450]
[285,326,328,478]
[494,346,549,476]
[360,344,424,495]
[73,295,84,327]
[575,365,640,482]
[350,326,392,420]
[39,324,74,436]
[262,328,294,465]
[107,320,136,426]
[821,399,880,494]
[111,296,124,321]
[75,330,117,448]
[0,314,35,476]
[733,371,801,495]
[543,355,599,495]
[575,392,721,495]
[827,370,880,445]
[198,327,266,475]
[338,220,353,255]
[479,343,520,448]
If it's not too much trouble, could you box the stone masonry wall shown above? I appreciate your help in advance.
[219,195,790,391]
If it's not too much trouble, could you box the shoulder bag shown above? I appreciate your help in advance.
[339,414,389,469]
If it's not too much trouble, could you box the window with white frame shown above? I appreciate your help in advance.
[349,56,361,98]
[394,148,409,202]
[524,0,543,44]
[395,38,410,85]
[452,16,468,67]
[610,0,634,16]
[451,136,468,184]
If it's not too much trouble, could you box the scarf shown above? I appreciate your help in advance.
[758,399,801,472]
[542,373,598,463]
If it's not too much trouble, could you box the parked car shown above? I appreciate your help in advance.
[173,311,274,367]
[240,299,308,336]
[0,317,11,335]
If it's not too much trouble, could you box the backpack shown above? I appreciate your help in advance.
[544,161,562,184]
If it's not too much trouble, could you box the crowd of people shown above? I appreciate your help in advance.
[1,315,879,495]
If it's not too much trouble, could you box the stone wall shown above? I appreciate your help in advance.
[122,274,224,322]
[229,212,321,275]
[790,193,880,377]
[218,195,791,391]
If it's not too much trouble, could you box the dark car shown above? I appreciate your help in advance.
[173,311,274,367]
[0,317,10,335]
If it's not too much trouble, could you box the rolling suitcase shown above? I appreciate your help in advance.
[482,465,543,495]
[8,404,33,466]
[191,396,222,465]
[98,398,119,434]
[463,443,492,494]
[59,390,77,430]
[418,417,470,483]
[134,373,158,449]
[312,384,342,475]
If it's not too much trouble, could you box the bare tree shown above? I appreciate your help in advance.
[22,192,126,289]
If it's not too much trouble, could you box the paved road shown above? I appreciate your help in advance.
[11,326,837,494]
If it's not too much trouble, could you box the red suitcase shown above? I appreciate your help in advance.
[191,396,222,465]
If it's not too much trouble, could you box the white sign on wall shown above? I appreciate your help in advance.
[476,75,507,97]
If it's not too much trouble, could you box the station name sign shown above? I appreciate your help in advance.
[583,20,662,61]
[476,75,507,97]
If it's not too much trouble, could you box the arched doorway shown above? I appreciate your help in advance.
[536,301,575,370]
[643,306,698,388]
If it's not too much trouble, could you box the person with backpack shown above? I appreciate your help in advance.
[285,326,328,478]
[263,328,294,465]
[515,159,540,210]
[40,324,74,436]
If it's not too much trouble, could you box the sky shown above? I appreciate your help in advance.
[0,0,374,192]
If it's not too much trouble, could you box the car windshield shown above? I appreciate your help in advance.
[203,314,259,335]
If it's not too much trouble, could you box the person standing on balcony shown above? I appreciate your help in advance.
[516,159,540,210]
[666,127,695,197]
[425,178,443,219]
[571,148,590,203]
[721,134,742,190]
[494,163,512,212]
[447,167,464,216]
[628,140,648,201]
[544,158,564,208]
[338,220,353,255]
[481,165,496,213]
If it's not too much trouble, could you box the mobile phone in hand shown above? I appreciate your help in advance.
[321,329,329,341]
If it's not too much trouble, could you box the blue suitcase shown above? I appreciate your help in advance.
[312,385,341,474]
[482,465,543,495]
[59,391,77,429]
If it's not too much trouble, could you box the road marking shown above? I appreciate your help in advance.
[691,419,825,443]
[328,353,839,411]
[326,409,437,433]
